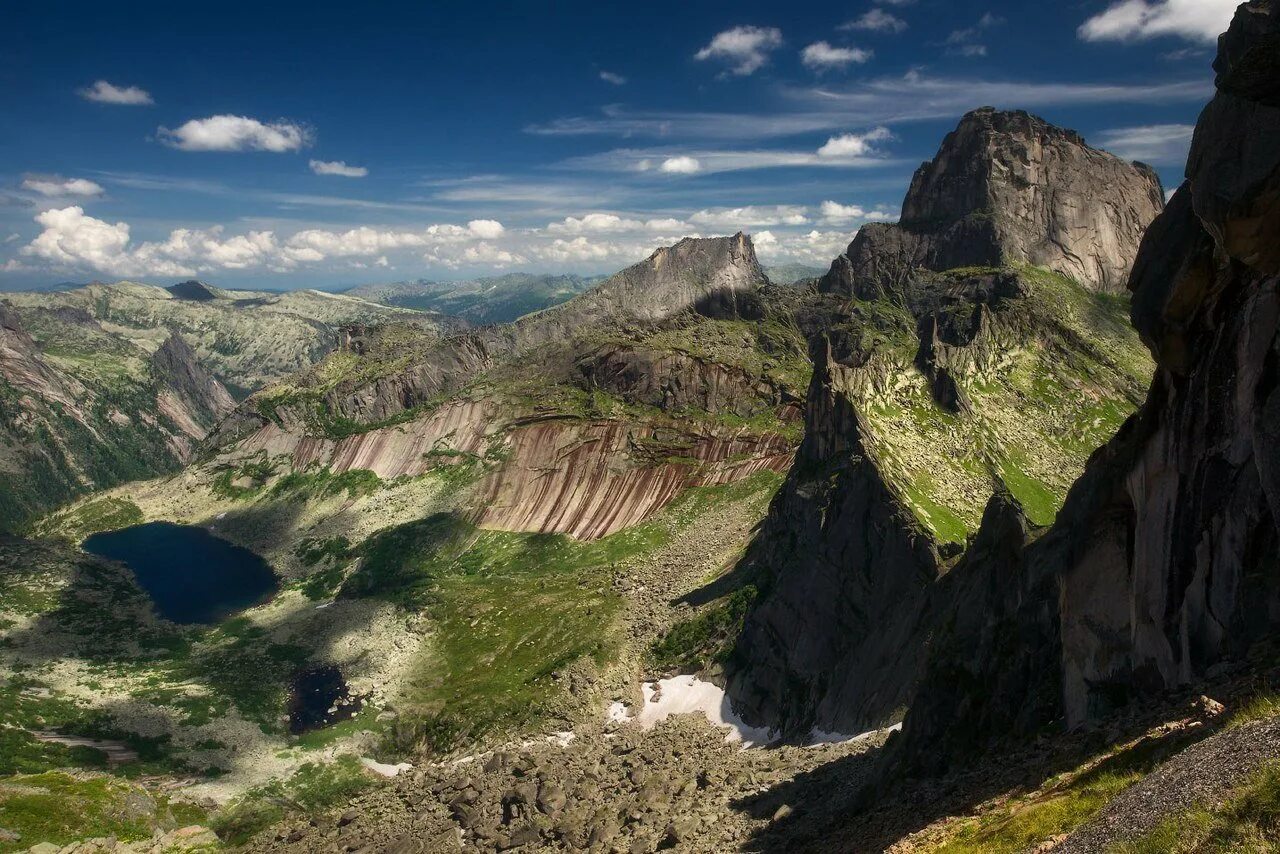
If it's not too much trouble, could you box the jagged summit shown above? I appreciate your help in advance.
[823,107,1165,296]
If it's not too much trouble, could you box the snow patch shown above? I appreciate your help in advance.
[636,675,774,747]
[607,701,634,724]
[360,757,413,777]
[806,721,902,747]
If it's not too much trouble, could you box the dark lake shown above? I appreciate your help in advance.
[288,665,362,734]
[83,522,278,624]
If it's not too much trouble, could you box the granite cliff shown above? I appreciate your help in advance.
[722,109,1162,738]
[889,0,1280,775]
[822,107,1165,297]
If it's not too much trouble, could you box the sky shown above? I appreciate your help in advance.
[0,0,1240,291]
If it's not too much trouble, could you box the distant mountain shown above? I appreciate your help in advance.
[763,264,825,285]
[0,281,438,531]
[346,272,605,325]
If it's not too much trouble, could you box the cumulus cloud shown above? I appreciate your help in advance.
[309,159,368,177]
[694,26,784,76]
[817,126,893,158]
[659,156,702,174]
[841,9,907,33]
[817,200,897,225]
[689,206,809,229]
[801,42,873,70]
[750,229,855,264]
[17,206,510,277]
[78,80,153,105]
[599,70,627,85]
[159,115,311,152]
[1094,123,1195,165]
[1079,0,1237,43]
[21,176,105,197]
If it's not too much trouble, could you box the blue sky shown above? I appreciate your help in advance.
[0,0,1238,290]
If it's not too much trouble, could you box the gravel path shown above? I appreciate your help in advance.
[1059,714,1280,853]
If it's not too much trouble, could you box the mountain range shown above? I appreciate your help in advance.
[1,3,1278,850]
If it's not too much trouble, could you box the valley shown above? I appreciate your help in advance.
[2,1,1278,851]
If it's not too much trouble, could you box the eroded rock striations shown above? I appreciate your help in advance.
[822,107,1164,296]
[890,0,1280,775]
[208,235,797,541]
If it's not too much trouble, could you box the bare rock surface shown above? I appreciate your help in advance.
[821,107,1164,296]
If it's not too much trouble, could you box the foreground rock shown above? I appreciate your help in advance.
[890,0,1280,775]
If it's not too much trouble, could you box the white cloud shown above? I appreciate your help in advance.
[467,219,506,239]
[841,9,907,33]
[1094,123,1195,165]
[78,80,153,105]
[309,159,368,177]
[4,234,19,244]
[818,200,897,224]
[17,206,512,277]
[689,205,809,229]
[659,156,702,174]
[528,74,1209,141]
[158,115,311,152]
[21,176,105,197]
[950,44,989,57]
[817,126,893,158]
[751,229,853,264]
[874,0,916,5]
[694,26,784,76]
[1079,0,1237,43]
[547,213,641,234]
[599,70,627,85]
[801,42,873,70]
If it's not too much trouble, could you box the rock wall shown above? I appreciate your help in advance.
[888,0,1280,775]
[478,419,793,540]
[725,338,942,737]
[822,108,1165,296]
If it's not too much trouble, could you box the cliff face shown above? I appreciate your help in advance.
[208,235,802,542]
[722,111,1155,738]
[890,0,1280,775]
[822,108,1165,296]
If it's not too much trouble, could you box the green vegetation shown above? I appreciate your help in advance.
[0,771,207,853]
[210,456,278,500]
[1113,761,1280,853]
[849,264,1153,544]
[32,497,144,542]
[209,755,374,845]
[936,726,1203,853]
[1228,692,1280,728]
[651,585,758,671]
[349,471,783,754]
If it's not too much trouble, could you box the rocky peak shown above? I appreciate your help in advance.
[166,280,222,301]
[823,108,1165,296]
[589,232,767,321]
[150,333,236,430]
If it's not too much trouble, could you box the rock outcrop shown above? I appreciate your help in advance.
[209,234,797,542]
[888,0,1280,775]
[149,333,236,434]
[724,338,942,736]
[723,110,1156,739]
[821,108,1165,296]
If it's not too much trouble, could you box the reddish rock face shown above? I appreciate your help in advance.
[477,420,793,541]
